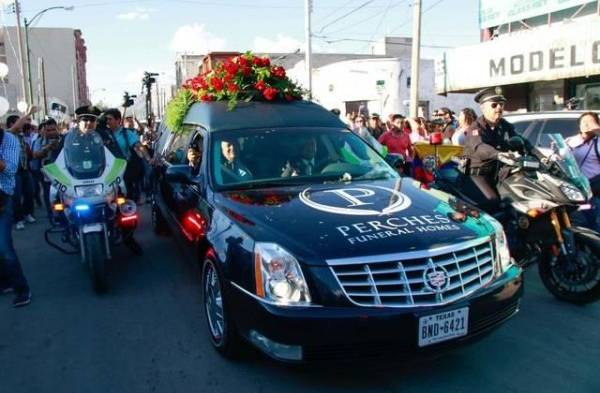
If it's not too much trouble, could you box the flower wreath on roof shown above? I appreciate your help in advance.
[165,51,304,134]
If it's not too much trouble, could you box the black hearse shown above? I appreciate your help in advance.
[152,100,523,362]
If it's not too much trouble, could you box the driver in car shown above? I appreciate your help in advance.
[220,139,252,183]
[281,137,317,177]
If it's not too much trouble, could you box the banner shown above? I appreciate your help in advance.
[436,17,600,93]
[480,0,592,28]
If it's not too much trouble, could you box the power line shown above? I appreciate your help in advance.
[323,0,408,36]
[314,0,360,28]
[389,0,446,33]
[317,0,377,34]
[368,0,395,42]
[312,34,453,48]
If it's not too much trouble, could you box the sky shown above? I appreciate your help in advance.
[2,0,482,106]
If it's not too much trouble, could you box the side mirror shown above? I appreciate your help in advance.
[385,153,405,170]
[166,165,193,184]
[508,136,526,151]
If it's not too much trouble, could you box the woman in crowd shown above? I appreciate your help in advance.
[452,107,477,145]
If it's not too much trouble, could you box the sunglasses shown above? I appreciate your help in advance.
[80,116,97,122]
[490,102,505,109]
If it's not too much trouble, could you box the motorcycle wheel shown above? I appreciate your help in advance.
[539,238,600,304]
[84,232,107,293]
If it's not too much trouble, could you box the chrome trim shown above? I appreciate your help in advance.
[328,237,496,308]
[229,281,323,308]
[326,236,491,266]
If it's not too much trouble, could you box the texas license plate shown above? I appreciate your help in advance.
[418,307,469,347]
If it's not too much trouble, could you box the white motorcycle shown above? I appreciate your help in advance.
[42,130,138,292]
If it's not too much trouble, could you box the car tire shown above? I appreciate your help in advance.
[152,200,170,236]
[201,255,241,359]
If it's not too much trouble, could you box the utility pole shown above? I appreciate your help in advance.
[39,58,48,116]
[14,0,29,105]
[409,0,422,118]
[304,0,313,100]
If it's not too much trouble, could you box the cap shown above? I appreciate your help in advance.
[370,113,380,119]
[474,86,507,104]
[74,105,101,118]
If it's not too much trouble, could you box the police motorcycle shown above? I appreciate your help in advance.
[433,134,600,304]
[42,130,138,293]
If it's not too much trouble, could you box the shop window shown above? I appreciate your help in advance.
[576,83,600,110]
[529,80,564,111]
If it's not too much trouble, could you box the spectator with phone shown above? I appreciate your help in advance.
[31,118,61,220]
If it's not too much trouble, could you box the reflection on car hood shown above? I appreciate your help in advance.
[214,178,497,265]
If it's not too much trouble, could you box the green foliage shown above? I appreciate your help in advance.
[165,89,195,134]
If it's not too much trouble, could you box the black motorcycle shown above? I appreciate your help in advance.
[433,134,600,304]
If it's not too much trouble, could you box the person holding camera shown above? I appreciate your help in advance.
[31,118,61,220]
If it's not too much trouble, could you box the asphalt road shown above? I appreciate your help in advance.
[1,205,599,393]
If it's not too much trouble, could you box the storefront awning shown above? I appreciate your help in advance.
[435,16,600,94]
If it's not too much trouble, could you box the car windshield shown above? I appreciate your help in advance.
[210,127,398,189]
[63,130,106,180]
[547,133,593,198]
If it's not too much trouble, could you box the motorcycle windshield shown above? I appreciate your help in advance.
[548,133,592,198]
[63,130,106,179]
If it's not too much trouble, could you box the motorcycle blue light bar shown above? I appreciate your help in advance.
[75,204,90,212]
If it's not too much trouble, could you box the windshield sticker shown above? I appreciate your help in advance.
[299,185,411,216]
[336,215,461,245]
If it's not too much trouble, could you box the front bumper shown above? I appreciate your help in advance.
[228,265,523,362]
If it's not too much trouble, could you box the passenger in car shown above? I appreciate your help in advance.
[187,138,202,176]
[220,140,252,183]
[281,137,318,177]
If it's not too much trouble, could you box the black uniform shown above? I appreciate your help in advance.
[464,116,517,172]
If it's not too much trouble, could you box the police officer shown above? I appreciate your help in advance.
[463,87,523,205]
[57,105,143,255]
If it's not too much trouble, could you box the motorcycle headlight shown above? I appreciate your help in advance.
[490,218,512,273]
[75,184,104,198]
[254,242,311,305]
[559,184,585,202]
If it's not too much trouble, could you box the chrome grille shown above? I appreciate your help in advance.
[329,237,496,307]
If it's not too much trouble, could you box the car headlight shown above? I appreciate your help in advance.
[489,218,512,273]
[254,242,311,305]
[75,184,104,198]
[559,184,585,202]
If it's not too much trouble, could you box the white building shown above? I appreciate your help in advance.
[288,57,475,118]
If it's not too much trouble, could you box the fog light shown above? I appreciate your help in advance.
[249,330,302,361]
[53,203,64,212]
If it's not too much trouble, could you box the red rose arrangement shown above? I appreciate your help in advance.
[182,52,302,106]
[167,51,304,133]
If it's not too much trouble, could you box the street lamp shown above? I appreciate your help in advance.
[24,5,74,105]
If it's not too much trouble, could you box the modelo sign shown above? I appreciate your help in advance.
[436,17,600,94]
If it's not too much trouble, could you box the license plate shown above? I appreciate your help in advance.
[418,307,469,347]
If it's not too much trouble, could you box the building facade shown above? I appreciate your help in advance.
[436,1,600,112]
[0,26,88,119]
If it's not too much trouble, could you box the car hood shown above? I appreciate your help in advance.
[214,178,497,265]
